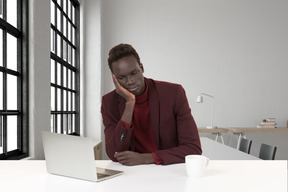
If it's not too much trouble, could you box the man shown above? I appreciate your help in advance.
[101,43,201,166]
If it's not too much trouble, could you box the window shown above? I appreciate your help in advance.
[0,0,28,160]
[50,0,80,134]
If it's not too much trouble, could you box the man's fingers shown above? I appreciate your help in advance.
[116,155,127,162]
[111,73,119,86]
[114,151,143,166]
[115,151,133,165]
[115,151,128,159]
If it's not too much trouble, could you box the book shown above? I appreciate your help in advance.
[263,118,276,122]
[260,122,276,126]
[257,118,277,128]
[257,125,276,128]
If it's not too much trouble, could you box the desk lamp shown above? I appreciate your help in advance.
[197,93,217,129]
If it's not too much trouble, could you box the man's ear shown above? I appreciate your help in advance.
[140,63,144,73]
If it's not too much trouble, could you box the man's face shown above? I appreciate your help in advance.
[111,55,145,96]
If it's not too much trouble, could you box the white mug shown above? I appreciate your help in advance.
[185,155,209,178]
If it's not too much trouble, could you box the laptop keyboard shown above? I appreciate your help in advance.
[97,172,110,179]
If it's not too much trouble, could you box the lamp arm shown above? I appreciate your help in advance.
[197,92,216,128]
[201,93,214,99]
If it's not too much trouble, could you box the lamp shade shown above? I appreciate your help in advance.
[196,95,203,103]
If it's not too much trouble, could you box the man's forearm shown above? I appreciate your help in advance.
[114,151,155,166]
[121,100,135,124]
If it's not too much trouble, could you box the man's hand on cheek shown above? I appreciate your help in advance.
[111,73,135,102]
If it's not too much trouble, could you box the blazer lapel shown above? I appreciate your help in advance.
[147,79,160,149]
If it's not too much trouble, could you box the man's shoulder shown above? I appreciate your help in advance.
[102,89,118,101]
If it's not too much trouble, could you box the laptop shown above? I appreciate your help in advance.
[42,131,123,182]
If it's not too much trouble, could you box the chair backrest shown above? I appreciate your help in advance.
[239,138,252,154]
[259,143,277,160]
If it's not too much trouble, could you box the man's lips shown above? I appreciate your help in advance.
[129,87,137,92]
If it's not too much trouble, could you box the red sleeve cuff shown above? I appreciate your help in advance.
[152,153,163,165]
[121,120,132,128]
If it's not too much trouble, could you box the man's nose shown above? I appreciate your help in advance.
[126,76,134,85]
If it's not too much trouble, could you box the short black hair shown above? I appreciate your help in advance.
[107,43,141,70]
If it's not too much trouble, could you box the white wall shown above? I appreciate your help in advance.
[28,0,51,159]
[102,0,288,129]
[80,0,102,141]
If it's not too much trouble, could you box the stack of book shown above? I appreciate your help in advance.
[257,118,277,128]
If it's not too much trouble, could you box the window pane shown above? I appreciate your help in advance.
[0,72,2,110]
[63,90,66,111]
[72,5,75,24]
[68,91,71,111]
[67,114,71,133]
[7,116,17,151]
[50,29,55,53]
[7,33,17,71]
[57,63,61,85]
[68,1,71,20]
[51,60,55,84]
[57,8,61,31]
[72,47,75,66]
[57,114,61,133]
[68,44,71,64]
[50,114,54,132]
[72,92,75,111]
[57,88,61,111]
[51,2,55,25]
[57,34,61,57]
[7,75,17,110]
[51,87,55,111]
[0,116,3,152]
[0,30,2,67]
[0,0,3,19]
[72,72,75,90]
[63,40,67,61]
[68,22,71,42]
[63,16,67,36]
[63,0,67,14]
[72,27,75,45]
[7,0,17,28]
[63,66,67,87]
[68,69,71,89]
[62,114,67,134]
[72,114,75,132]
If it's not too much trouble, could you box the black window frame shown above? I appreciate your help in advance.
[0,0,29,160]
[50,0,80,135]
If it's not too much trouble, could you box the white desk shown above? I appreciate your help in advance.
[0,160,286,192]
[201,137,260,160]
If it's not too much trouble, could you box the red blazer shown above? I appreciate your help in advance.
[101,78,202,165]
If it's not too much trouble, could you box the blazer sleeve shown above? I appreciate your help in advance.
[154,85,202,165]
[101,95,134,162]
